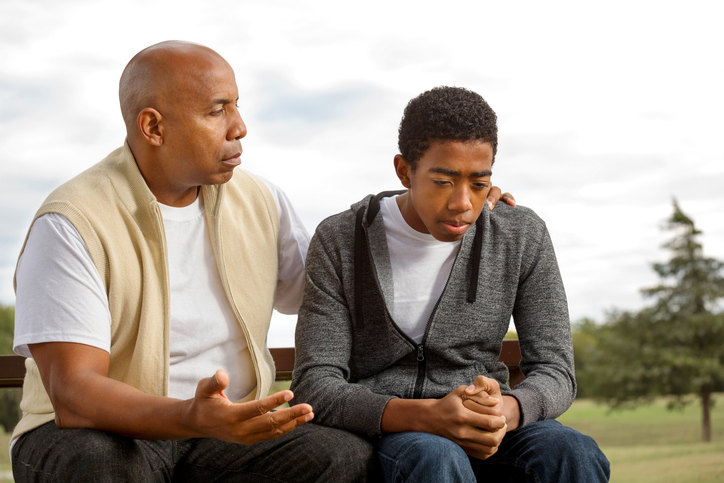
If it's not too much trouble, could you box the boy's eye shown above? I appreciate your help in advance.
[433,180,451,186]
[473,183,489,190]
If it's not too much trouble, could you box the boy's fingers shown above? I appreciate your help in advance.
[465,376,501,397]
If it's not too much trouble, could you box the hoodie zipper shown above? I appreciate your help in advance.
[358,198,470,400]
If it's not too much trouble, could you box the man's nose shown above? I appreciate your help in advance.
[229,107,247,140]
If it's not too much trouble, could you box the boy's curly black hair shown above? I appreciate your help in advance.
[398,86,498,170]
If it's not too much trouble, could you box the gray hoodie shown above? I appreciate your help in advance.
[291,192,575,437]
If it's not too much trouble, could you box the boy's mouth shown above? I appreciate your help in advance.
[440,221,471,235]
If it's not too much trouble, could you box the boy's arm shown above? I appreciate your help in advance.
[506,226,576,427]
[291,225,395,437]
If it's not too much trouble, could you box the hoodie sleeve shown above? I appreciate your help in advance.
[290,214,394,437]
[507,224,577,427]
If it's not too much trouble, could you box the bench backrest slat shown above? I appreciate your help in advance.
[0,339,524,389]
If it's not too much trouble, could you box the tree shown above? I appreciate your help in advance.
[0,304,21,433]
[0,303,14,354]
[580,200,724,442]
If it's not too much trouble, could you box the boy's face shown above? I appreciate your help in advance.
[394,140,493,242]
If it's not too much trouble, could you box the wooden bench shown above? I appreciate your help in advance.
[0,340,523,388]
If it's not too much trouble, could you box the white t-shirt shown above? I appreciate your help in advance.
[13,177,309,402]
[379,195,461,344]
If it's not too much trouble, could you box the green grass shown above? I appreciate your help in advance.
[558,393,724,482]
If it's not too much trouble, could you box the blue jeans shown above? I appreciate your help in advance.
[376,419,610,483]
[12,421,377,482]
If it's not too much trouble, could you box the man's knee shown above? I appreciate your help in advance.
[13,424,170,483]
[322,428,377,481]
[291,424,376,482]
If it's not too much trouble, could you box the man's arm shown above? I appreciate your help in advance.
[30,341,313,443]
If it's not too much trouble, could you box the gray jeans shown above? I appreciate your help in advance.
[12,421,377,482]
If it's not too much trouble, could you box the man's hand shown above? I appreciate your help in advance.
[487,186,516,210]
[187,369,313,445]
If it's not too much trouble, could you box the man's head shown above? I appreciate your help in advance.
[119,41,246,206]
[393,87,497,242]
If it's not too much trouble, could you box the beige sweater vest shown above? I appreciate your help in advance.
[12,142,280,440]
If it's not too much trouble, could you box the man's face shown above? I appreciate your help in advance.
[160,56,246,189]
[395,140,493,242]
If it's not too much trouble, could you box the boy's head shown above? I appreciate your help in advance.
[397,86,498,171]
[393,87,498,242]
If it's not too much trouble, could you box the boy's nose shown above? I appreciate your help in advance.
[448,186,473,212]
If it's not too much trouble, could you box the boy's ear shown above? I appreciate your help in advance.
[394,154,412,189]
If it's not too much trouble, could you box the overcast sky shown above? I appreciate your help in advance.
[1,0,723,347]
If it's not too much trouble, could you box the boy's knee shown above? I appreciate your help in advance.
[522,421,610,481]
[377,432,473,482]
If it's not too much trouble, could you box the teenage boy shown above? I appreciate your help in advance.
[291,87,610,482]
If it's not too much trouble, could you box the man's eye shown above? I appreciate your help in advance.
[433,180,450,186]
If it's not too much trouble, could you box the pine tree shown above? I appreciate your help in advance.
[582,200,724,442]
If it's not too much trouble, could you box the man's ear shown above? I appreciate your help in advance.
[137,108,164,146]
[394,154,412,189]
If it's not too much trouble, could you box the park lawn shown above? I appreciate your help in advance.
[558,393,724,482]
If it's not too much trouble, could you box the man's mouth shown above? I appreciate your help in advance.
[221,151,242,166]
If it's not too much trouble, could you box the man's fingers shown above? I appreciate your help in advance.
[235,405,314,444]
[487,188,516,210]
[486,186,502,210]
[501,192,516,207]
[244,391,296,418]
[196,369,230,399]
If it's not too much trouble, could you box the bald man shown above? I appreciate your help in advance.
[11,41,381,482]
